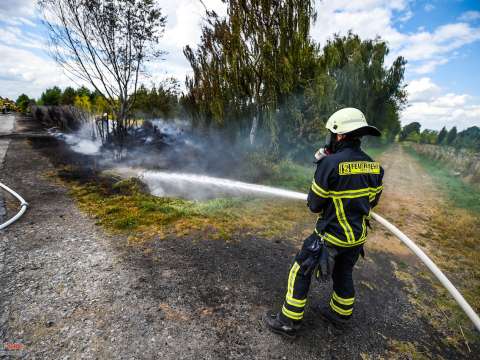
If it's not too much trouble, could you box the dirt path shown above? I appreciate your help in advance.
[0,116,475,358]
[367,144,446,259]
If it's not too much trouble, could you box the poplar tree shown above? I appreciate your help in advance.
[184,0,317,148]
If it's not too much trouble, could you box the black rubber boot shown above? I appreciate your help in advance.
[315,305,351,330]
[262,310,301,338]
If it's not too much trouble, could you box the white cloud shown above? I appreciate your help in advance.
[407,77,441,102]
[311,2,408,49]
[410,58,449,74]
[0,0,36,18]
[402,78,480,130]
[310,1,480,75]
[0,0,39,30]
[146,0,227,88]
[0,44,70,100]
[458,11,480,22]
[0,26,46,49]
[161,0,226,51]
[424,4,435,12]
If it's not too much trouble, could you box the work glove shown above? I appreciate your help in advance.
[315,244,337,283]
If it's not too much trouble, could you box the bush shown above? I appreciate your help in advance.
[241,151,281,183]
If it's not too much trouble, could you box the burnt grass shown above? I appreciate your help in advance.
[4,114,475,358]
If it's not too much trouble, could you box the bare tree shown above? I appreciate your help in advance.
[39,0,166,143]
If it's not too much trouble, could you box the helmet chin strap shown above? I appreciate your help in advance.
[325,131,340,153]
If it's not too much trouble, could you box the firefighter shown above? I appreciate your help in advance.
[263,107,384,337]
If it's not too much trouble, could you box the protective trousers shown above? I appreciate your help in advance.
[280,236,363,322]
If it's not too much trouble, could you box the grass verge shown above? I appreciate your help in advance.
[405,145,480,214]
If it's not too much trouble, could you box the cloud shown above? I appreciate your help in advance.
[0,43,71,100]
[161,0,226,51]
[0,0,36,17]
[402,78,480,130]
[0,25,46,50]
[407,77,441,102]
[310,1,480,75]
[410,58,449,74]
[458,11,480,22]
[424,4,435,12]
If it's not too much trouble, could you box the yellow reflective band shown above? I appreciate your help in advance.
[330,299,353,316]
[333,198,355,243]
[285,262,307,309]
[286,262,300,301]
[333,291,354,306]
[286,296,307,308]
[311,181,329,198]
[311,182,383,200]
[361,215,367,240]
[321,231,367,248]
[330,186,383,196]
[282,305,304,320]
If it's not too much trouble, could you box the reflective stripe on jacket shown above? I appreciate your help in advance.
[307,140,384,248]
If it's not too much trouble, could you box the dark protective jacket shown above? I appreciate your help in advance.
[307,140,384,248]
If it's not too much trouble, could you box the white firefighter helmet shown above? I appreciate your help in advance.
[326,108,381,137]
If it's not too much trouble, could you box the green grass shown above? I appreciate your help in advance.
[262,160,313,192]
[405,146,480,214]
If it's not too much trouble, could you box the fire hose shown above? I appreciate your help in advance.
[370,212,480,332]
[0,182,28,230]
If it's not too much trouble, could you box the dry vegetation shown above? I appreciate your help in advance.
[410,143,480,188]
[375,146,480,351]
[54,166,314,246]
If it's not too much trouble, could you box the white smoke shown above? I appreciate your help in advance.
[49,122,102,156]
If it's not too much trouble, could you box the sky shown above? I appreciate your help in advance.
[0,0,479,131]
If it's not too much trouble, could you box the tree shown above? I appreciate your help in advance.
[184,4,406,155]
[39,0,167,143]
[77,86,91,99]
[184,0,317,148]
[131,79,180,119]
[40,86,62,106]
[446,126,457,145]
[419,129,438,144]
[321,34,407,142]
[399,122,421,141]
[61,86,76,105]
[16,94,31,113]
[437,126,447,144]
[74,94,92,113]
[454,126,480,151]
